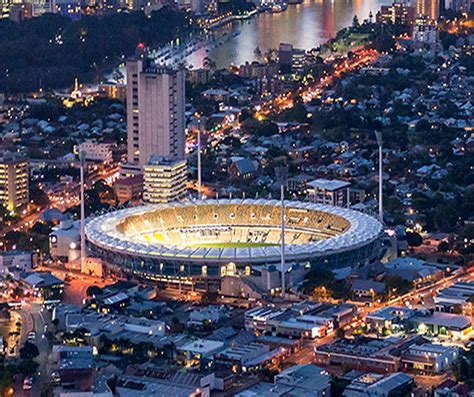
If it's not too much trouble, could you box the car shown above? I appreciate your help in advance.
[22,376,33,390]
[27,331,36,341]
[50,371,60,384]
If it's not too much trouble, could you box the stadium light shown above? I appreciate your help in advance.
[80,150,86,272]
[197,119,202,201]
[280,184,286,301]
[375,131,383,223]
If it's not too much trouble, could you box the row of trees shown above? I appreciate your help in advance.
[0,8,193,92]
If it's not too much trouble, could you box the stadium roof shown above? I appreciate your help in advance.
[85,199,383,264]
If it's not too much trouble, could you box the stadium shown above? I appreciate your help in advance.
[85,199,384,290]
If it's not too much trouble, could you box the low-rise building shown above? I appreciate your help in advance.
[20,271,64,302]
[306,178,351,207]
[244,302,352,339]
[366,306,415,334]
[52,345,94,391]
[187,306,227,328]
[76,139,114,163]
[114,174,143,204]
[434,281,474,314]
[177,338,225,367]
[401,343,459,373]
[49,220,80,262]
[412,312,472,340]
[343,372,413,397]
[314,336,404,373]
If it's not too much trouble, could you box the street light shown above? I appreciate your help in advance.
[375,131,383,224]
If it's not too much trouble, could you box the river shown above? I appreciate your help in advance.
[186,0,392,69]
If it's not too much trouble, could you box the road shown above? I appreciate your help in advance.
[13,303,51,397]
[284,267,474,372]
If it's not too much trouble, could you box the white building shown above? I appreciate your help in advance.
[403,343,459,373]
[76,140,113,163]
[143,155,187,203]
[178,339,225,365]
[49,220,80,262]
[125,58,185,173]
[306,178,351,207]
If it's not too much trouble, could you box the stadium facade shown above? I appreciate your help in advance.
[85,199,384,292]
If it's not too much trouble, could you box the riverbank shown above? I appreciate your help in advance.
[205,9,258,30]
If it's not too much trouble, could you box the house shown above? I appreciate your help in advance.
[229,158,259,179]
[350,279,386,302]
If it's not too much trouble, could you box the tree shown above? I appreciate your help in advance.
[335,328,345,338]
[202,290,219,304]
[20,342,39,360]
[437,241,449,253]
[86,285,102,297]
[352,15,360,27]
[406,232,422,247]
[384,275,412,296]
[16,359,39,376]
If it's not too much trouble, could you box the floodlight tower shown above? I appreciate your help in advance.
[197,123,202,201]
[196,113,203,201]
[277,165,288,302]
[375,131,383,224]
[80,150,86,272]
[280,183,286,301]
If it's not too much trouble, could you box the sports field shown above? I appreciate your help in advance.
[186,242,279,248]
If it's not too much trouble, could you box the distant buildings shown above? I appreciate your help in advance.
[377,2,416,25]
[143,155,187,203]
[53,0,81,19]
[0,152,29,210]
[413,18,439,47]
[416,0,439,20]
[124,58,185,174]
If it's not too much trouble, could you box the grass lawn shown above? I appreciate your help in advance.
[186,242,279,248]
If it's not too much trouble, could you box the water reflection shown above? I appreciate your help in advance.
[187,0,390,68]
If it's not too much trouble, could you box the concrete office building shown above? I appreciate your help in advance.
[306,178,351,207]
[0,152,29,210]
[143,155,187,203]
[124,58,185,175]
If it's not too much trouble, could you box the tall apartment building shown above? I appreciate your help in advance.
[416,0,439,20]
[125,58,185,175]
[0,153,29,210]
[377,2,416,25]
[143,155,187,203]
